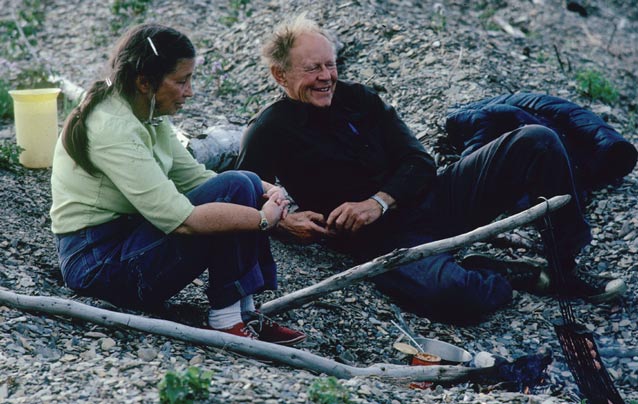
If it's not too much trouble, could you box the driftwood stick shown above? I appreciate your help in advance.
[261,194,571,316]
[0,288,488,382]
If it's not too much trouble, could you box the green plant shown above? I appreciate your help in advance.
[220,0,253,26]
[237,94,262,117]
[217,77,240,96]
[158,366,213,404]
[0,79,13,119]
[0,0,46,59]
[205,58,240,96]
[307,376,351,404]
[110,0,152,31]
[111,0,152,16]
[0,140,24,171]
[536,51,548,64]
[16,66,53,89]
[575,69,619,104]
[431,13,447,32]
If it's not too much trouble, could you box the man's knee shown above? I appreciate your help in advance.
[514,124,563,152]
[372,260,512,321]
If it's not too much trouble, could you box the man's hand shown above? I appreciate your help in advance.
[277,211,330,242]
[326,199,383,234]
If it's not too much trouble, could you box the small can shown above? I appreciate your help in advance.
[409,353,442,390]
[411,352,442,366]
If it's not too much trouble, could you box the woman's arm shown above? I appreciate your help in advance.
[173,191,288,235]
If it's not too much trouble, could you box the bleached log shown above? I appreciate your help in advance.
[0,288,487,382]
[48,75,85,102]
[492,16,526,38]
[261,194,570,316]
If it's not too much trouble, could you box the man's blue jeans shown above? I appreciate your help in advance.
[56,170,276,310]
[340,125,592,321]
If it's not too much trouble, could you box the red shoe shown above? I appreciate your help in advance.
[210,322,258,340]
[247,315,306,346]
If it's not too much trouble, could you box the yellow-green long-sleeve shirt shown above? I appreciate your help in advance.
[50,94,215,234]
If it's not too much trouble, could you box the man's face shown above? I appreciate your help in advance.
[278,33,337,108]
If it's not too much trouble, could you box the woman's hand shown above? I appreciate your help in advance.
[261,181,284,198]
[260,192,290,230]
[276,211,331,242]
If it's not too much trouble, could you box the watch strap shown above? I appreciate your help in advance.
[258,210,269,231]
[370,195,388,215]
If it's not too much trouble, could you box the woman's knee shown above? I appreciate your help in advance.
[217,171,260,204]
[189,171,259,206]
[236,170,264,194]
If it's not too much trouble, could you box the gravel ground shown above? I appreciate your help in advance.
[1,0,637,403]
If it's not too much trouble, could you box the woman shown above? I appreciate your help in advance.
[50,23,305,345]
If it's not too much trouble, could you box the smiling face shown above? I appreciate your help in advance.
[274,33,337,108]
[153,58,195,116]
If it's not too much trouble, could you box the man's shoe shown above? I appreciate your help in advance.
[246,314,306,346]
[560,269,626,304]
[209,322,259,339]
[460,253,550,294]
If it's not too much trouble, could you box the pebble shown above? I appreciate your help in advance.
[100,338,116,351]
[137,347,158,362]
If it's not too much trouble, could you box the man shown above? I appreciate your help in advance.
[236,14,626,321]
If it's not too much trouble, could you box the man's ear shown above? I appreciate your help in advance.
[271,66,287,87]
[135,75,151,95]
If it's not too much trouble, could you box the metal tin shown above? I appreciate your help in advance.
[411,352,442,366]
[413,337,472,364]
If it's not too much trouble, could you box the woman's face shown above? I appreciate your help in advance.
[154,58,195,116]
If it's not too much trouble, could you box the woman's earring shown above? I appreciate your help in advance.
[148,93,156,122]
[146,94,161,126]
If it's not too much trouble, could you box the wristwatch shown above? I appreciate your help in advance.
[258,210,269,231]
[370,195,388,215]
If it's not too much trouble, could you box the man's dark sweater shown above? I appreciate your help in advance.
[236,80,436,217]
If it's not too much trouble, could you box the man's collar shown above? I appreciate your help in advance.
[278,81,345,126]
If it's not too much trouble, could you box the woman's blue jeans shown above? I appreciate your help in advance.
[56,170,276,310]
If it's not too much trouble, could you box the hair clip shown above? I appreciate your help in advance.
[105,77,112,87]
[147,37,159,56]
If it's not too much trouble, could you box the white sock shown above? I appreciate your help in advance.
[241,295,255,316]
[208,300,242,330]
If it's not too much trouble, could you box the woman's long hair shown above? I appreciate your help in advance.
[60,24,195,175]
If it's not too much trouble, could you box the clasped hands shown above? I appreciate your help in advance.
[277,199,384,242]
[259,182,291,230]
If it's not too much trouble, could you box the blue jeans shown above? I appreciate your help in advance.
[56,170,276,310]
[338,125,592,322]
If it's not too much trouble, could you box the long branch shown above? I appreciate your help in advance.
[0,288,487,382]
[261,194,570,316]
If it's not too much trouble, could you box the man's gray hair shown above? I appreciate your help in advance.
[261,12,337,71]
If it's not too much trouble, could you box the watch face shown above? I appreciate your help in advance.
[259,217,269,230]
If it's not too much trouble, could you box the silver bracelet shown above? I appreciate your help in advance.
[369,195,388,215]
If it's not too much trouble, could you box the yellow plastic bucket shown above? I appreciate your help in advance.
[9,88,61,168]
